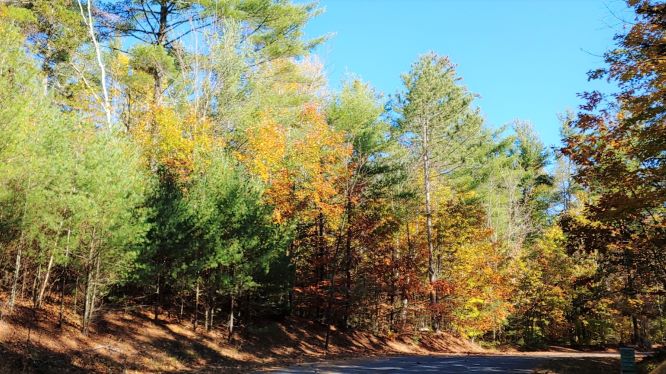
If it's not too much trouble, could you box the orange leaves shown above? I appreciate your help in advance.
[560,0,666,292]
[428,198,514,336]
[431,279,455,297]
[239,111,292,222]
[293,103,351,219]
[242,113,287,183]
[241,103,351,223]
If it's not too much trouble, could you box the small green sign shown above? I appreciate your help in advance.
[620,347,636,374]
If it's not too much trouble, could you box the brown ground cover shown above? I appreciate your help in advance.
[0,299,484,373]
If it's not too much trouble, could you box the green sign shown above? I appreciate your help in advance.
[620,347,636,374]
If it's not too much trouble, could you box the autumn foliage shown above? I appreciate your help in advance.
[0,0,664,357]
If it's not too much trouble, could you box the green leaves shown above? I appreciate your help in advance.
[130,44,176,82]
[562,0,666,305]
[398,53,485,178]
[3,0,658,348]
[0,22,150,309]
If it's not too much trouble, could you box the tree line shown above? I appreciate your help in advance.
[0,0,663,349]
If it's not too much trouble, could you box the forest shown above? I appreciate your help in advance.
[0,0,664,359]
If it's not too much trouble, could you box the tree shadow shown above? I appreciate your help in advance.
[93,311,245,371]
[2,305,246,373]
[535,357,620,374]
[238,317,389,361]
[1,342,92,374]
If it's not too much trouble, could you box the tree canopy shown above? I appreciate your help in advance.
[0,0,664,351]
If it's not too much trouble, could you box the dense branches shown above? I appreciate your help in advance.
[561,0,665,345]
[0,0,664,351]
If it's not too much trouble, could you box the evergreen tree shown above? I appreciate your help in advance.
[396,53,484,330]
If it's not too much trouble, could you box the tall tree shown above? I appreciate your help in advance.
[2,0,87,95]
[318,80,409,344]
[561,0,665,344]
[561,0,666,289]
[100,0,324,101]
[396,53,483,330]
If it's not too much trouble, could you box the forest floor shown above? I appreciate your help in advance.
[0,299,486,373]
[3,298,653,373]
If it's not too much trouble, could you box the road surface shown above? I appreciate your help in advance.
[260,352,620,373]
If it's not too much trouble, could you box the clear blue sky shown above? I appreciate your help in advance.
[301,0,632,148]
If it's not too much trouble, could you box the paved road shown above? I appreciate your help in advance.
[261,352,619,373]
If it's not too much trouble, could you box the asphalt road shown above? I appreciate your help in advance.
[261,352,620,373]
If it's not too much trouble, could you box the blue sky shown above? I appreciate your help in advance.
[301,0,632,148]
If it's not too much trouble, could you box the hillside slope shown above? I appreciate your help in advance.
[1,300,484,373]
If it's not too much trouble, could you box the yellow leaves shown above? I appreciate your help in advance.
[431,183,454,205]
[294,104,351,220]
[242,112,287,183]
[261,57,326,98]
[627,298,644,309]
[0,4,36,24]
[240,110,291,222]
[240,103,351,224]
[156,107,192,161]
[538,225,565,255]
[435,200,514,336]
[462,190,477,200]
[131,105,222,180]
[463,297,484,319]
[616,111,625,121]
[116,53,130,68]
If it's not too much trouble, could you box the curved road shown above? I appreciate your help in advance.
[261,352,620,373]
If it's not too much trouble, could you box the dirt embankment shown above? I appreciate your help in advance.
[0,300,484,373]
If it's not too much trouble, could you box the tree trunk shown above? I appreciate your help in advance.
[193,279,200,331]
[179,297,184,322]
[156,3,169,46]
[36,252,55,308]
[32,264,41,307]
[88,256,101,329]
[343,196,353,328]
[82,230,98,335]
[13,191,30,309]
[58,272,66,328]
[82,263,92,334]
[73,275,79,314]
[323,228,348,351]
[204,306,209,331]
[77,0,112,129]
[20,260,28,300]
[154,273,160,322]
[402,222,413,329]
[209,305,214,331]
[389,242,397,331]
[149,2,169,104]
[58,228,70,328]
[9,247,21,310]
[228,294,235,342]
[632,314,640,345]
[401,297,408,329]
[316,211,325,320]
[422,120,437,331]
